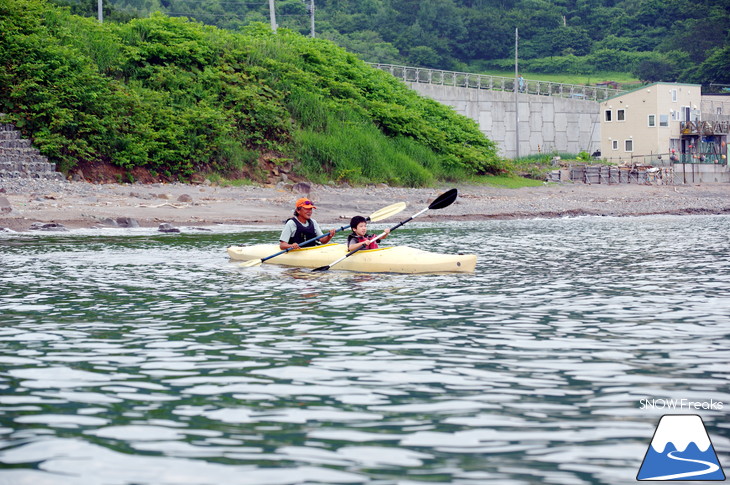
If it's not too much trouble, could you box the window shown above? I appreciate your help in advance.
[671,89,677,102]
[625,139,633,152]
[671,110,679,121]
[617,109,625,121]
[648,115,656,127]
[660,114,669,127]
[605,110,612,122]
[612,140,619,150]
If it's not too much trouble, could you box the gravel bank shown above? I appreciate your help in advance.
[1,177,729,232]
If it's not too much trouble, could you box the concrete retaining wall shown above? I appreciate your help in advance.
[673,163,730,184]
[546,163,730,185]
[407,83,601,159]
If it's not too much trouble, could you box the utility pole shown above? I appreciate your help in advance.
[98,0,103,22]
[514,27,519,160]
[309,0,315,38]
[268,0,277,33]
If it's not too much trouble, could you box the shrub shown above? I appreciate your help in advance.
[1,0,504,186]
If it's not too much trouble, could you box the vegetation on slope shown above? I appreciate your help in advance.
[0,0,501,186]
[68,0,730,89]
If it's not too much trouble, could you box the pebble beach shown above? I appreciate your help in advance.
[1,177,730,232]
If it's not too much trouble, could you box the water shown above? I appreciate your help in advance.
[1,216,729,485]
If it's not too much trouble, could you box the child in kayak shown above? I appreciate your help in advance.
[347,215,390,251]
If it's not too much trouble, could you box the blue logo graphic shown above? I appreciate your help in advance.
[637,414,726,481]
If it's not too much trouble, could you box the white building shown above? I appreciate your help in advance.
[600,83,704,164]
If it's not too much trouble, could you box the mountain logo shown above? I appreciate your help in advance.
[637,414,726,481]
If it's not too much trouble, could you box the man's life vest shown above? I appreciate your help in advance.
[287,217,318,247]
[348,234,379,250]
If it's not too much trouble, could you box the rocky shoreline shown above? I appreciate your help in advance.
[1,177,730,232]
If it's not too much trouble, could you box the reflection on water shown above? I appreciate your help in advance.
[1,216,729,484]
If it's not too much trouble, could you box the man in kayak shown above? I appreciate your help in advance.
[347,215,390,251]
[279,198,336,250]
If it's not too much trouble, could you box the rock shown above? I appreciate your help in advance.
[29,222,68,232]
[99,218,119,227]
[157,193,173,200]
[158,223,180,233]
[177,194,193,203]
[116,217,140,228]
[0,196,11,214]
[291,182,311,195]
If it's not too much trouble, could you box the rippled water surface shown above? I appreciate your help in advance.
[1,216,729,484]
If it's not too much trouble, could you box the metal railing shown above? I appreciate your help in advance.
[368,63,625,101]
[680,120,730,135]
[628,151,727,165]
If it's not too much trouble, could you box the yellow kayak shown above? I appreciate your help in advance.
[228,243,476,274]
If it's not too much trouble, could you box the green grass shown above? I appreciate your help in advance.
[206,173,257,186]
[467,174,545,188]
[1,2,502,187]
[472,70,641,86]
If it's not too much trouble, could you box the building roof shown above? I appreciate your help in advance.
[602,82,702,102]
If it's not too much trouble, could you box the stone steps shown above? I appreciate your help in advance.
[0,122,64,181]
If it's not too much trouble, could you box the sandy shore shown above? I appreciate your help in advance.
[1,177,730,232]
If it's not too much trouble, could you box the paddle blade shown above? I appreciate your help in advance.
[239,259,263,268]
[368,202,407,223]
[311,265,330,272]
[428,188,458,210]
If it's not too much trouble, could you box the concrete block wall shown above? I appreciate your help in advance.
[406,83,601,159]
[0,123,64,180]
[673,163,730,184]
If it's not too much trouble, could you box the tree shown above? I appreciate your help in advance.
[632,53,682,83]
[680,46,730,86]
[456,9,513,61]
[408,45,442,68]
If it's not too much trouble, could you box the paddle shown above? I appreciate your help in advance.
[238,201,407,267]
[312,188,458,272]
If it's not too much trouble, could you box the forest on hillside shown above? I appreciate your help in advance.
[60,0,730,89]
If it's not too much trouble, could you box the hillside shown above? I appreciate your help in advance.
[0,0,501,186]
[63,0,730,88]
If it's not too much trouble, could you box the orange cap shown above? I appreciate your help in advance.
[295,198,316,209]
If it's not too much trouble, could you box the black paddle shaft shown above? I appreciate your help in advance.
[380,188,457,234]
[314,188,459,270]
[261,215,379,263]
